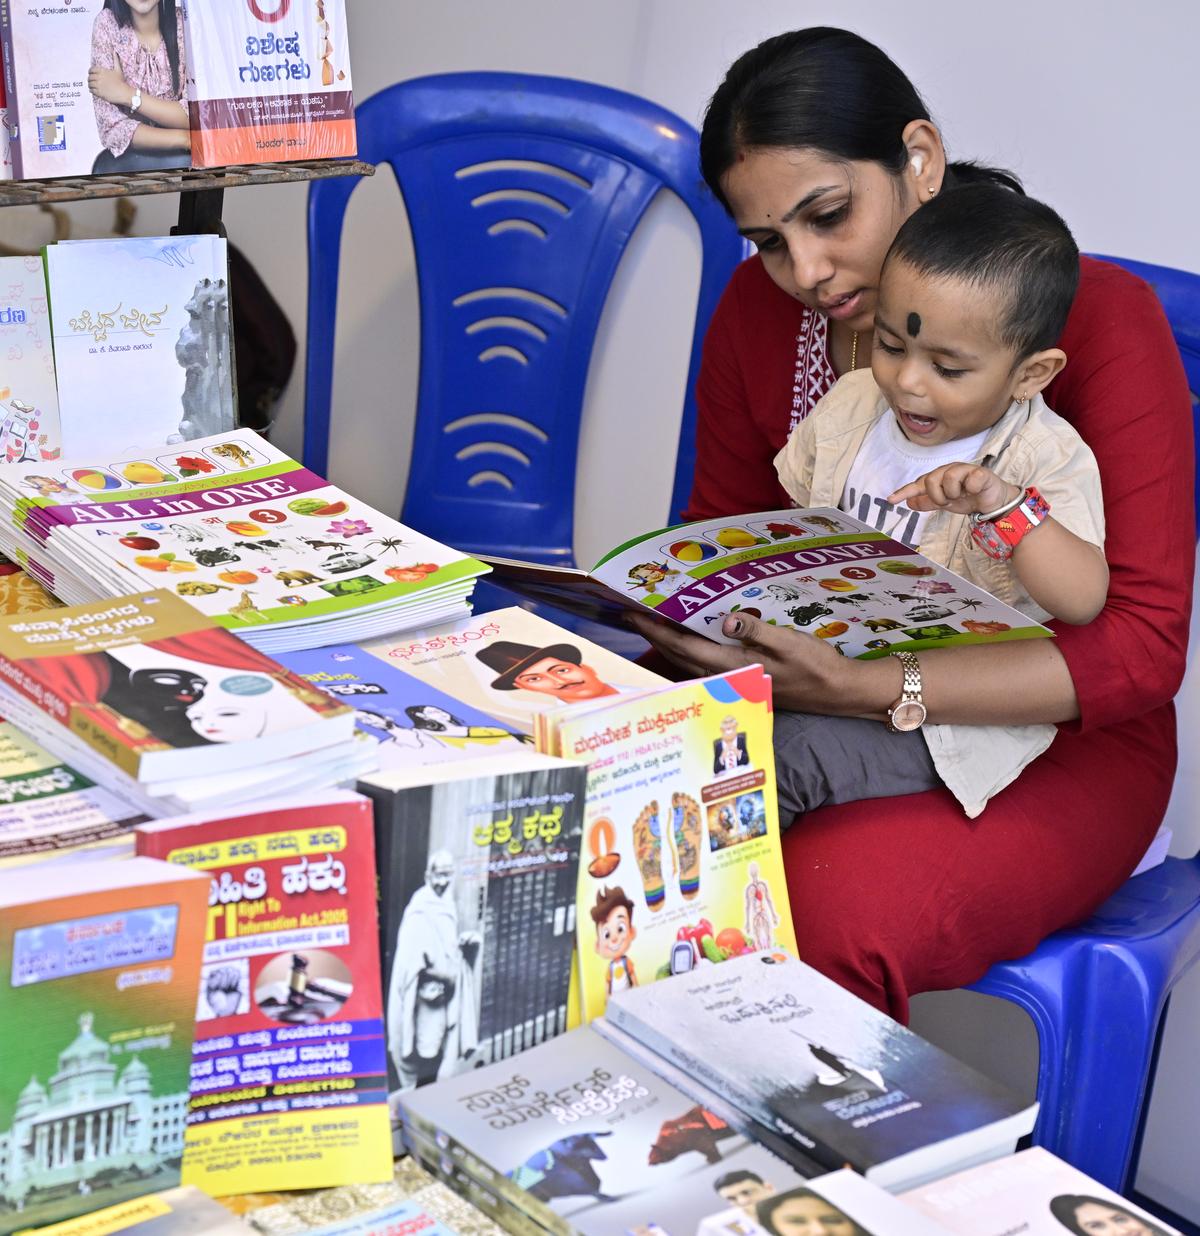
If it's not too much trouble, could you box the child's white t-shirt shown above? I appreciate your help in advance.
[841,410,989,546]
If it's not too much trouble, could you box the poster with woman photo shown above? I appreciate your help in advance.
[3,0,191,178]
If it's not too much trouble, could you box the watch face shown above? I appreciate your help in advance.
[889,700,927,732]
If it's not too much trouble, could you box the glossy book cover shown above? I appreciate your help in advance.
[0,856,209,1232]
[134,794,393,1197]
[0,255,61,464]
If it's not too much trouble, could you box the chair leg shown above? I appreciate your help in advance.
[1036,944,1168,1191]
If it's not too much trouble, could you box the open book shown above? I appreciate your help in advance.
[481,507,1053,659]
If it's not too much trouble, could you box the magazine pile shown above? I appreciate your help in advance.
[0,589,369,814]
[0,428,490,652]
[482,506,1054,659]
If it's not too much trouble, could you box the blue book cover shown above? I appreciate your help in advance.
[605,952,1037,1191]
[277,643,528,771]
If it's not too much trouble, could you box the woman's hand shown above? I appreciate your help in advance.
[88,66,132,107]
[628,611,894,716]
[889,463,1020,516]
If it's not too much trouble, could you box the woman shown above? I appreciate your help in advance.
[1048,1193,1171,1235]
[635,28,1193,1019]
[88,0,190,173]
[756,1189,868,1236]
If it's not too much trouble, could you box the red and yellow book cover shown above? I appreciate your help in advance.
[0,857,209,1232]
[186,0,355,168]
[134,792,392,1197]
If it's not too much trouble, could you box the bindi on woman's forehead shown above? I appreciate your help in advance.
[906,312,921,338]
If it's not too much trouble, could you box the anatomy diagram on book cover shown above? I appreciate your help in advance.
[744,861,781,951]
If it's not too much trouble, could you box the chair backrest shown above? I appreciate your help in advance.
[304,72,747,564]
[1089,253,1200,534]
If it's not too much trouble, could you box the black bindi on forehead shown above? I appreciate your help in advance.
[906,312,921,338]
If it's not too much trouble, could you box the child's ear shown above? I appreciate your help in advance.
[1014,348,1067,399]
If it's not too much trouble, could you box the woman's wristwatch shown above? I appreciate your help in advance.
[886,651,926,732]
[130,88,143,114]
[969,486,1050,561]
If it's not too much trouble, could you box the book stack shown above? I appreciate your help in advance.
[0,428,489,652]
[0,589,368,814]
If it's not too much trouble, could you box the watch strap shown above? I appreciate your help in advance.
[970,486,1050,561]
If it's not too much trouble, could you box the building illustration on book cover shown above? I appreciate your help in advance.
[363,761,584,1120]
[0,856,208,1230]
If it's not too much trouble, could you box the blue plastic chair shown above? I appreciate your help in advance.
[303,71,747,564]
[969,254,1200,1194]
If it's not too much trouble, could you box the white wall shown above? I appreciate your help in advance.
[3,0,1196,1217]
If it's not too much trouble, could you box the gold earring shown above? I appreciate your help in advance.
[1016,391,1029,405]
[928,185,938,198]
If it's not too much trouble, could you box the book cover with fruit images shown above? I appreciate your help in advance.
[0,856,209,1232]
[546,665,796,1025]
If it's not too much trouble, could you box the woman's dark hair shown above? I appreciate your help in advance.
[756,1188,868,1236]
[700,27,1022,211]
[104,0,181,96]
[885,183,1079,358]
[405,704,463,732]
[1048,1192,1171,1235]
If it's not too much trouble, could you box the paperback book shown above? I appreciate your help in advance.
[45,236,232,458]
[0,255,61,463]
[900,1146,1182,1235]
[0,855,209,1232]
[543,664,797,1025]
[11,1186,256,1235]
[0,717,148,867]
[366,607,668,737]
[399,1024,812,1236]
[186,0,355,167]
[701,1167,957,1236]
[134,793,393,1197]
[0,428,489,652]
[358,753,585,1145]
[277,642,528,772]
[0,0,190,179]
[481,507,1054,658]
[0,589,362,814]
[605,951,1039,1193]
[0,560,59,616]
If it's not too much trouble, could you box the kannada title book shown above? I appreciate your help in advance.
[134,793,393,1197]
[358,753,585,1149]
[186,0,355,166]
[543,664,797,1025]
[0,429,489,652]
[900,1146,1183,1235]
[0,255,62,464]
[480,507,1054,658]
[366,607,668,737]
[0,590,358,813]
[605,951,1038,1193]
[0,0,191,178]
[0,856,209,1233]
[400,1023,812,1236]
[45,236,233,458]
[277,642,528,771]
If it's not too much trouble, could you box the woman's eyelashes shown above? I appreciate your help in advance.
[811,202,849,229]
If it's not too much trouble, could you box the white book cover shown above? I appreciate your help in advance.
[901,1147,1182,1235]
[1,0,190,178]
[46,235,232,457]
[0,254,61,462]
[186,0,355,167]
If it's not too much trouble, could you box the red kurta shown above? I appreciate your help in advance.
[687,255,1195,1020]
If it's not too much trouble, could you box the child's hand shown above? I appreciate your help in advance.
[888,464,1021,516]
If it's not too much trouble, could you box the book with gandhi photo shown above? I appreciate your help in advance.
[359,753,586,1143]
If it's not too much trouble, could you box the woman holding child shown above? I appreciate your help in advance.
[636,28,1194,1020]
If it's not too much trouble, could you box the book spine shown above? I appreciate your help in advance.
[402,1123,549,1236]
[603,1001,854,1177]
[400,1104,569,1236]
[0,0,21,178]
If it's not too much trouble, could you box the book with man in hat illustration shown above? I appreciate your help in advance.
[363,607,668,736]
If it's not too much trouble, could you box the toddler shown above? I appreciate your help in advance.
[773,184,1106,818]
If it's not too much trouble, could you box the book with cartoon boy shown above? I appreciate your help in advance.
[480,507,1054,660]
[537,663,798,1026]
